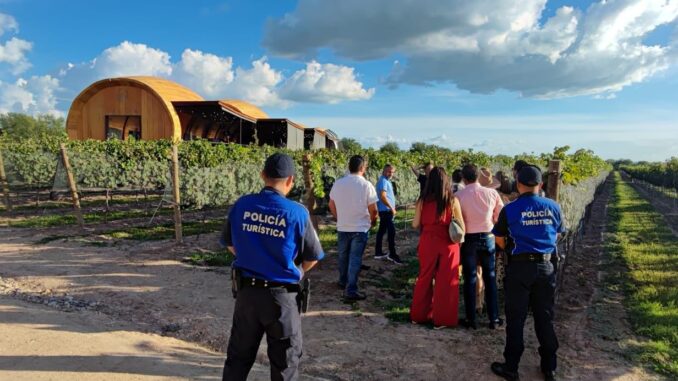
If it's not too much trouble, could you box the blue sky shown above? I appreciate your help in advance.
[1,0,677,161]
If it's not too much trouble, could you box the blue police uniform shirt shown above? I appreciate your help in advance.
[220,187,324,283]
[376,175,396,212]
[492,193,566,255]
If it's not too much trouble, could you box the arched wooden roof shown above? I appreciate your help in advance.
[67,76,204,141]
[219,99,269,120]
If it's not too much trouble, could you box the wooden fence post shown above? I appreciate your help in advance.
[171,144,183,243]
[59,143,84,228]
[302,153,319,231]
[0,149,12,212]
[546,160,561,202]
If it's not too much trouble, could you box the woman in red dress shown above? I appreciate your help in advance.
[410,167,464,327]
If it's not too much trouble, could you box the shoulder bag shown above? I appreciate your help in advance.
[448,198,465,244]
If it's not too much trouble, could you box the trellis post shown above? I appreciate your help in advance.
[59,143,84,228]
[302,153,319,230]
[171,144,183,243]
[0,149,12,212]
[546,160,561,202]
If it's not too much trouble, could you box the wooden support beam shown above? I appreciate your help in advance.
[0,149,12,212]
[171,144,183,243]
[546,160,561,202]
[302,153,319,231]
[60,143,84,228]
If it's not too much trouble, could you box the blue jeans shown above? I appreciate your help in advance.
[503,260,558,372]
[337,231,369,296]
[461,233,499,323]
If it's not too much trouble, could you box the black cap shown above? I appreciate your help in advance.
[263,153,296,179]
[517,165,542,186]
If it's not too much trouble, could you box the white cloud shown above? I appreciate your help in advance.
[264,0,678,98]
[0,75,61,116]
[57,41,373,108]
[0,37,32,74]
[173,49,234,98]
[95,41,172,78]
[0,13,32,74]
[279,61,375,104]
[227,57,285,107]
[0,13,19,36]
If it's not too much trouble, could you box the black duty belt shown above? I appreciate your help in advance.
[509,253,552,262]
[241,277,300,292]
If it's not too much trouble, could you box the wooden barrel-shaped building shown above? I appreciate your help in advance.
[67,76,204,141]
[66,76,334,150]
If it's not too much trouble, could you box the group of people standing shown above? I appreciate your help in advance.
[329,156,563,381]
[221,153,564,381]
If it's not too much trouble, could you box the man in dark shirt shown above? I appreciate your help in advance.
[220,153,324,381]
[411,162,433,197]
[490,165,564,381]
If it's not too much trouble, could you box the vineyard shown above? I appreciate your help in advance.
[619,158,678,197]
[0,135,610,210]
[7,133,678,380]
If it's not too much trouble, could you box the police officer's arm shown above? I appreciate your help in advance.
[300,215,324,272]
[492,207,508,250]
[220,213,236,255]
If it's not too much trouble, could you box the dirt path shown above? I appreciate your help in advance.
[0,295,227,381]
[0,178,668,380]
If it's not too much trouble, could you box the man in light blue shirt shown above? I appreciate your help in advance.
[375,164,402,264]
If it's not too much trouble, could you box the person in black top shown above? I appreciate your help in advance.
[220,153,325,381]
[510,160,529,193]
[411,162,434,197]
[490,165,565,381]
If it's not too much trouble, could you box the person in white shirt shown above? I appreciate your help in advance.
[329,155,378,301]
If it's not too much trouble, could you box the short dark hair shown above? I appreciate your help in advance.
[461,164,479,182]
[451,169,463,183]
[513,160,529,172]
[348,155,365,173]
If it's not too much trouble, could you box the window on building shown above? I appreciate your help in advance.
[105,116,141,140]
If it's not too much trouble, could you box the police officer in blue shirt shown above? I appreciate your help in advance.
[490,165,564,381]
[220,153,324,381]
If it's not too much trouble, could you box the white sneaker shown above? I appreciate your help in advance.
[374,251,389,260]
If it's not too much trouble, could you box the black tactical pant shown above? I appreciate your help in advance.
[223,287,302,381]
[503,260,559,373]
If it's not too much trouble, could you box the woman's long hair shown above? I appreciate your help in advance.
[420,167,452,220]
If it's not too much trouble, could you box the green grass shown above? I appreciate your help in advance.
[185,249,234,267]
[104,219,223,241]
[367,254,419,322]
[318,225,338,250]
[0,194,162,213]
[34,234,70,244]
[5,208,172,228]
[317,209,414,251]
[607,172,678,377]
